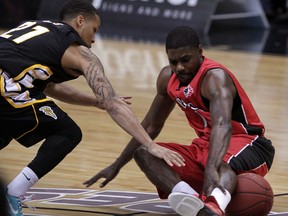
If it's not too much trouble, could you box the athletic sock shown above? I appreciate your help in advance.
[210,187,231,212]
[7,167,39,197]
[172,181,199,196]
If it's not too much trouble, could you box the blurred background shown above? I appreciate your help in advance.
[0,0,287,55]
[0,0,287,215]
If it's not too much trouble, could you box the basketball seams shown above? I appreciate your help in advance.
[226,173,273,216]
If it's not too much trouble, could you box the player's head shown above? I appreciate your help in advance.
[59,0,100,48]
[59,0,99,22]
[165,26,203,85]
[165,26,200,51]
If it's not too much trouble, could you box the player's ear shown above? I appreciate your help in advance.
[76,15,85,27]
[198,44,203,55]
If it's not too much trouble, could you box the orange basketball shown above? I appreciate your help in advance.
[226,173,273,216]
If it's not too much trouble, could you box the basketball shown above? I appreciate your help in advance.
[226,173,273,216]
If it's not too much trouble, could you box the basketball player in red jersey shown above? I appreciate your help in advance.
[84,26,275,215]
[0,1,185,215]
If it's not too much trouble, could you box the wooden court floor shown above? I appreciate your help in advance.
[0,37,288,215]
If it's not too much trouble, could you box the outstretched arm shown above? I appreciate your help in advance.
[44,82,105,109]
[61,45,184,167]
[44,82,132,109]
[83,66,176,187]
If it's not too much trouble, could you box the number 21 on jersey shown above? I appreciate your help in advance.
[0,21,49,44]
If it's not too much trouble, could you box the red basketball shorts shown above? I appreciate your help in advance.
[156,134,274,199]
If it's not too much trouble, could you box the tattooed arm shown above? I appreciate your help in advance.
[60,44,185,167]
[44,82,105,109]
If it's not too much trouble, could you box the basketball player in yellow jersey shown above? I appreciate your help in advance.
[0,1,185,215]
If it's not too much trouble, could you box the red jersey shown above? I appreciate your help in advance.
[167,57,265,138]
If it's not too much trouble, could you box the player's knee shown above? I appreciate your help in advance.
[134,147,152,170]
[65,123,82,149]
[54,121,82,152]
[134,146,148,164]
[71,124,82,145]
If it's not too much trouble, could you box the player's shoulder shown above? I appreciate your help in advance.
[159,65,172,78]
[157,65,172,89]
[157,65,172,82]
[34,20,76,36]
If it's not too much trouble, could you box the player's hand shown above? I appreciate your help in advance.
[83,163,119,188]
[147,143,185,167]
[202,168,225,196]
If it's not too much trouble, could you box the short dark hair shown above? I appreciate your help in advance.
[165,26,200,51]
[59,0,98,21]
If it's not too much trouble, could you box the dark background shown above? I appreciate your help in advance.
[0,0,287,55]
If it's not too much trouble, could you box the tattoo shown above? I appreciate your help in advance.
[80,48,116,104]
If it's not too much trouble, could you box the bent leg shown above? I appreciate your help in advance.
[7,102,82,198]
[134,141,207,199]
[28,119,82,178]
[5,102,82,215]
[134,146,181,194]
[168,163,236,216]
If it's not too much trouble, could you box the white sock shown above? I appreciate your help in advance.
[7,167,39,197]
[211,187,231,212]
[172,181,199,196]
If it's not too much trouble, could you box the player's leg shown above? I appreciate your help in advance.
[202,135,274,215]
[134,142,229,216]
[164,138,236,216]
[201,135,274,215]
[228,136,274,176]
[24,116,82,180]
[134,142,204,197]
[168,162,236,216]
[169,135,274,216]
[6,102,82,216]
[134,146,189,194]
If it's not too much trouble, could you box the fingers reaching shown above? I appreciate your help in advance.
[83,177,95,187]
[119,96,132,105]
[83,173,103,187]
[99,179,110,188]
[83,165,118,188]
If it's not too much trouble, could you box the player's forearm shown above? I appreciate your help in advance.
[52,91,98,107]
[45,82,104,108]
[206,124,232,169]
[105,98,154,149]
[79,49,156,147]
[60,92,103,108]
[114,119,162,168]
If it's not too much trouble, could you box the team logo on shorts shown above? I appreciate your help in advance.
[39,106,57,120]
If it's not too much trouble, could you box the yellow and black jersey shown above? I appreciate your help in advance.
[0,20,87,108]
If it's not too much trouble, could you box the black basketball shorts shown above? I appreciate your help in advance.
[0,100,75,148]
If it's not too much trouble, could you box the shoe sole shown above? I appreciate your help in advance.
[168,192,204,216]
